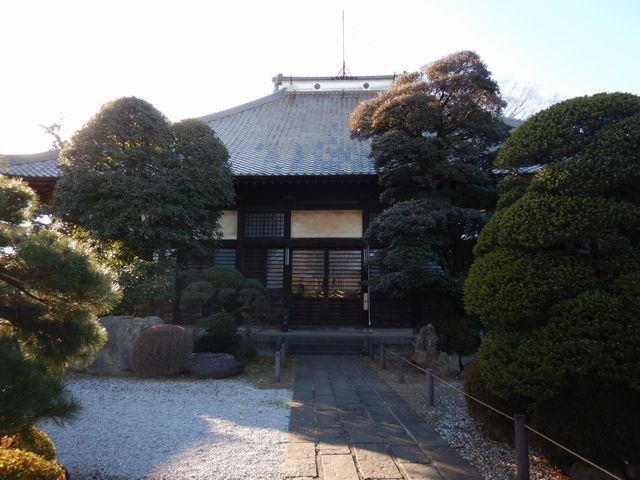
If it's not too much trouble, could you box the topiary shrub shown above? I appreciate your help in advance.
[465,92,640,474]
[194,312,238,354]
[181,266,269,326]
[131,325,193,376]
[463,356,519,442]
[0,448,65,480]
[0,426,56,461]
[530,381,640,472]
[233,341,259,363]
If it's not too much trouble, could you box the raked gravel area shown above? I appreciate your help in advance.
[41,375,292,480]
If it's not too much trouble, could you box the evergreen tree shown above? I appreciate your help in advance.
[350,51,509,333]
[51,98,235,314]
[52,97,234,257]
[0,176,119,433]
[464,93,640,468]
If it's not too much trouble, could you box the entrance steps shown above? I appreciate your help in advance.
[285,335,367,355]
[244,326,415,356]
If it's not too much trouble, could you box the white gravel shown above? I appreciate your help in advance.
[41,376,292,480]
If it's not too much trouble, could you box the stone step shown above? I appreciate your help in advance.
[286,336,367,355]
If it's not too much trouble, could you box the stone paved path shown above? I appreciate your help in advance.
[282,355,482,480]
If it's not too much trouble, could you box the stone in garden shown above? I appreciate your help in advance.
[413,323,439,364]
[88,316,163,374]
[186,352,245,378]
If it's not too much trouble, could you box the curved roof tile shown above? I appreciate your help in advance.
[2,88,378,179]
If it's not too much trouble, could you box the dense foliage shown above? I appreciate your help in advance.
[0,176,119,433]
[1,426,56,461]
[182,266,268,353]
[350,51,509,337]
[52,98,234,315]
[464,93,640,470]
[0,448,66,480]
[182,266,269,324]
[53,99,234,256]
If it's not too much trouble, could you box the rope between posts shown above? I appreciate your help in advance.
[371,341,622,480]
[523,425,622,480]
[374,341,514,421]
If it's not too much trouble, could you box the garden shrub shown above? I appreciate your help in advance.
[429,314,481,356]
[464,92,640,473]
[202,266,245,292]
[131,324,192,376]
[233,341,259,363]
[194,312,238,354]
[0,426,56,460]
[0,448,65,480]
[463,356,521,442]
[530,381,640,471]
[181,266,269,326]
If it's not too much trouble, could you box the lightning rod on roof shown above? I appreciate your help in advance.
[337,10,351,78]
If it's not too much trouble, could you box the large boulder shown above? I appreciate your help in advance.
[185,353,244,379]
[88,316,164,374]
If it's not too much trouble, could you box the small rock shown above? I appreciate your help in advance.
[186,353,244,378]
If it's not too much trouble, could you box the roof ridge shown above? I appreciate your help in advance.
[199,89,288,123]
[200,89,377,124]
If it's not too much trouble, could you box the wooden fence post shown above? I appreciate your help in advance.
[514,414,529,480]
[380,344,386,369]
[425,369,434,407]
[275,349,282,383]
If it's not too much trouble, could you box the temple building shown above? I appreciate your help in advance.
[3,74,448,330]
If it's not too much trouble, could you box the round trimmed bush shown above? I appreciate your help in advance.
[0,426,56,460]
[463,356,520,442]
[194,312,237,353]
[0,448,65,480]
[530,381,640,471]
[131,325,192,376]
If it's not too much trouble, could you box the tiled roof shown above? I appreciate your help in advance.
[2,87,379,179]
[201,89,377,176]
[1,151,61,178]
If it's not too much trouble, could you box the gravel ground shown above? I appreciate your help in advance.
[41,375,292,480]
[368,358,568,480]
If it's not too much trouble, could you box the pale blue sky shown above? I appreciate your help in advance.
[1,0,638,153]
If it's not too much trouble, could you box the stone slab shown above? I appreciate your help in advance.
[352,443,403,479]
[346,425,384,444]
[409,425,451,450]
[317,411,342,429]
[317,427,350,455]
[283,442,317,478]
[398,462,443,480]
[315,394,337,409]
[318,442,351,455]
[429,446,484,480]
[321,454,360,480]
[287,428,316,443]
[389,445,431,464]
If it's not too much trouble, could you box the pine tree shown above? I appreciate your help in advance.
[350,51,509,331]
[0,176,119,433]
